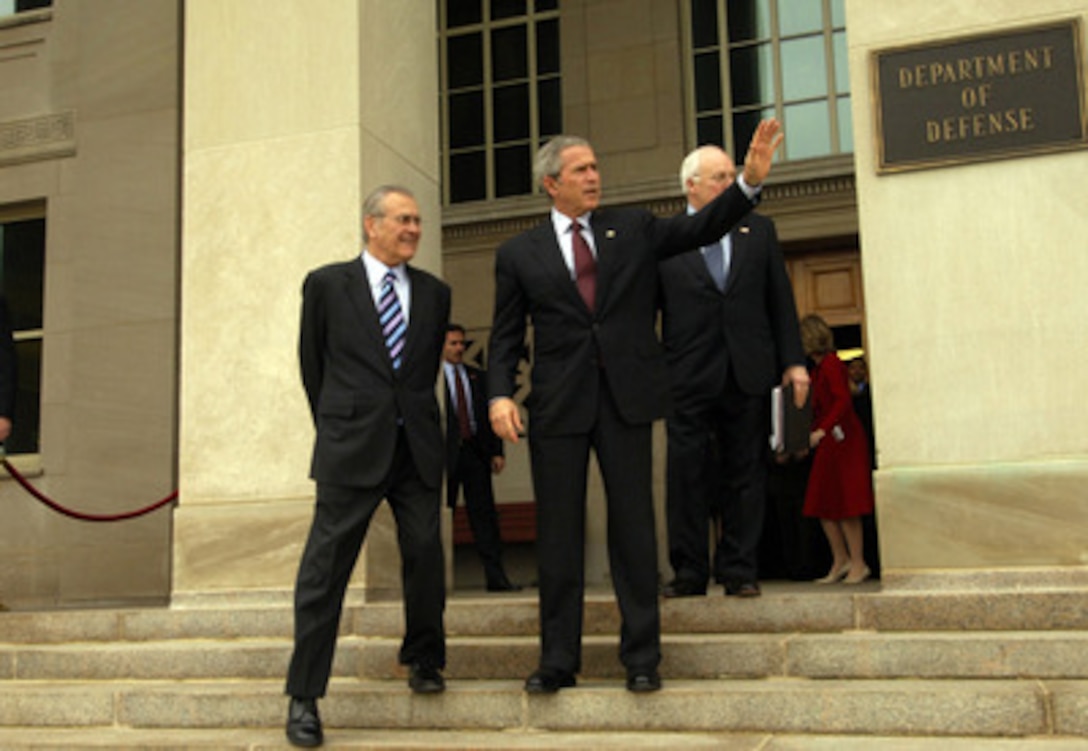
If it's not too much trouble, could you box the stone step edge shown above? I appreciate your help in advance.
[1,727,1087,751]
[0,678,1084,737]
[8,627,1088,648]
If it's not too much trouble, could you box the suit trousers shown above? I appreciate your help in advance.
[529,376,661,675]
[666,370,769,587]
[286,429,446,699]
[452,439,506,586]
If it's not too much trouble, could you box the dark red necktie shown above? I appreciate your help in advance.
[570,221,596,311]
[453,366,473,440]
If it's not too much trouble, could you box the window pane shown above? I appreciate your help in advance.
[538,78,562,136]
[8,338,40,454]
[535,0,558,10]
[690,0,719,50]
[778,0,823,37]
[494,144,531,197]
[833,30,849,94]
[729,44,773,107]
[694,51,722,112]
[449,90,485,149]
[16,0,52,10]
[491,0,526,20]
[697,115,723,148]
[781,35,826,101]
[0,218,45,331]
[784,100,831,159]
[447,32,483,89]
[537,19,559,75]
[450,151,487,203]
[492,26,528,82]
[493,83,530,142]
[445,0,482,28]
[831,0,846,28]
[837,95,853,152]
[731,107,774,162]
[727,0,771,43]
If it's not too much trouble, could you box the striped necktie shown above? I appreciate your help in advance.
[378,270,406,369]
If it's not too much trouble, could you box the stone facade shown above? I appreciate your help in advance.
[1,0,1081,609]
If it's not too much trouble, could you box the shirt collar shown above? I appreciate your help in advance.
[551,207,592,235]
[361,249,406,285]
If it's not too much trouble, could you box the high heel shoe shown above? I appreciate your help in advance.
[844,565,871,585]
[815,563,851,585]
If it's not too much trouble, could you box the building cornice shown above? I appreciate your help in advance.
[442,154,858,246]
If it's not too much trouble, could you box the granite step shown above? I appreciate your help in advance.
[2,582,1088,744]
[6,630,1088,682]
[3,583,1086,645]
[1,728,1087,750]
[0,678,1085,736]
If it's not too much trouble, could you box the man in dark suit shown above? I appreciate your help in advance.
[488,120,784,695]
[285,185,451,748]
[442,323,520,592]
[0,293,15,446]
[658,145,808,600]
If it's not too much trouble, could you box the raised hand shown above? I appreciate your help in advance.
[742,119,784,187]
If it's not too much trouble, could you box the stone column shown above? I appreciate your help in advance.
[174,0,440,602]
[845,0,1088,585]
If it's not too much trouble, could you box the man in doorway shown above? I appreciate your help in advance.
[657,144,808,599]
[285,185,450,748]
[442,323,520,592]
[488,120,784,695]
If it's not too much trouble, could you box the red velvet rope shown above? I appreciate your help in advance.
[1,458,177,522]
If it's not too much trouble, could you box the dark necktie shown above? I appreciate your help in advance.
[704,239,727,291]
[453,366,473,440]
[570,221,597,311]
[378,270,405,369]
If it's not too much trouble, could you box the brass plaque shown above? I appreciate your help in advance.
[872,20,1086,173]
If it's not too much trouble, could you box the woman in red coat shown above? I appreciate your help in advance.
[800,315,874,584]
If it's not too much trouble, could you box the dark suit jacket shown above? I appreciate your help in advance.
[299,259,451,489]
[488,182,757,435]
[0,294,15,421]
[658,212,804,409]
[444,362,503,505]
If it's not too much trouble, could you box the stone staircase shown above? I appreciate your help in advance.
[1,579,1087,749]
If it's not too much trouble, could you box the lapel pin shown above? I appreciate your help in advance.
[739,226,750,234]
[606,229,616,239]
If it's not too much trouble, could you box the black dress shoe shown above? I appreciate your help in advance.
[524,668,576,694]
[409,664,446,694]
[725,581,761,597]
[626,670,662,693]
[662,579,706,598]
[286,697,323,748]
[486,577,523,592]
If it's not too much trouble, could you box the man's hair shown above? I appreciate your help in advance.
[446,323,466,336]
[362,184,415,242]
[533,135,591,188]
[679,145,729,192]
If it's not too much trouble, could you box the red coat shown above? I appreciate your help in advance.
[803,352,874,520]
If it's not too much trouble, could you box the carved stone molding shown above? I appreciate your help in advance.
[442,171,858,249]
[0,111,76,167]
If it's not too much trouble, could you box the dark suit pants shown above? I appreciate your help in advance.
[666,374,769,587]
[286,433,446,699]
[529,379,661,676]
[452,440,507,587]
